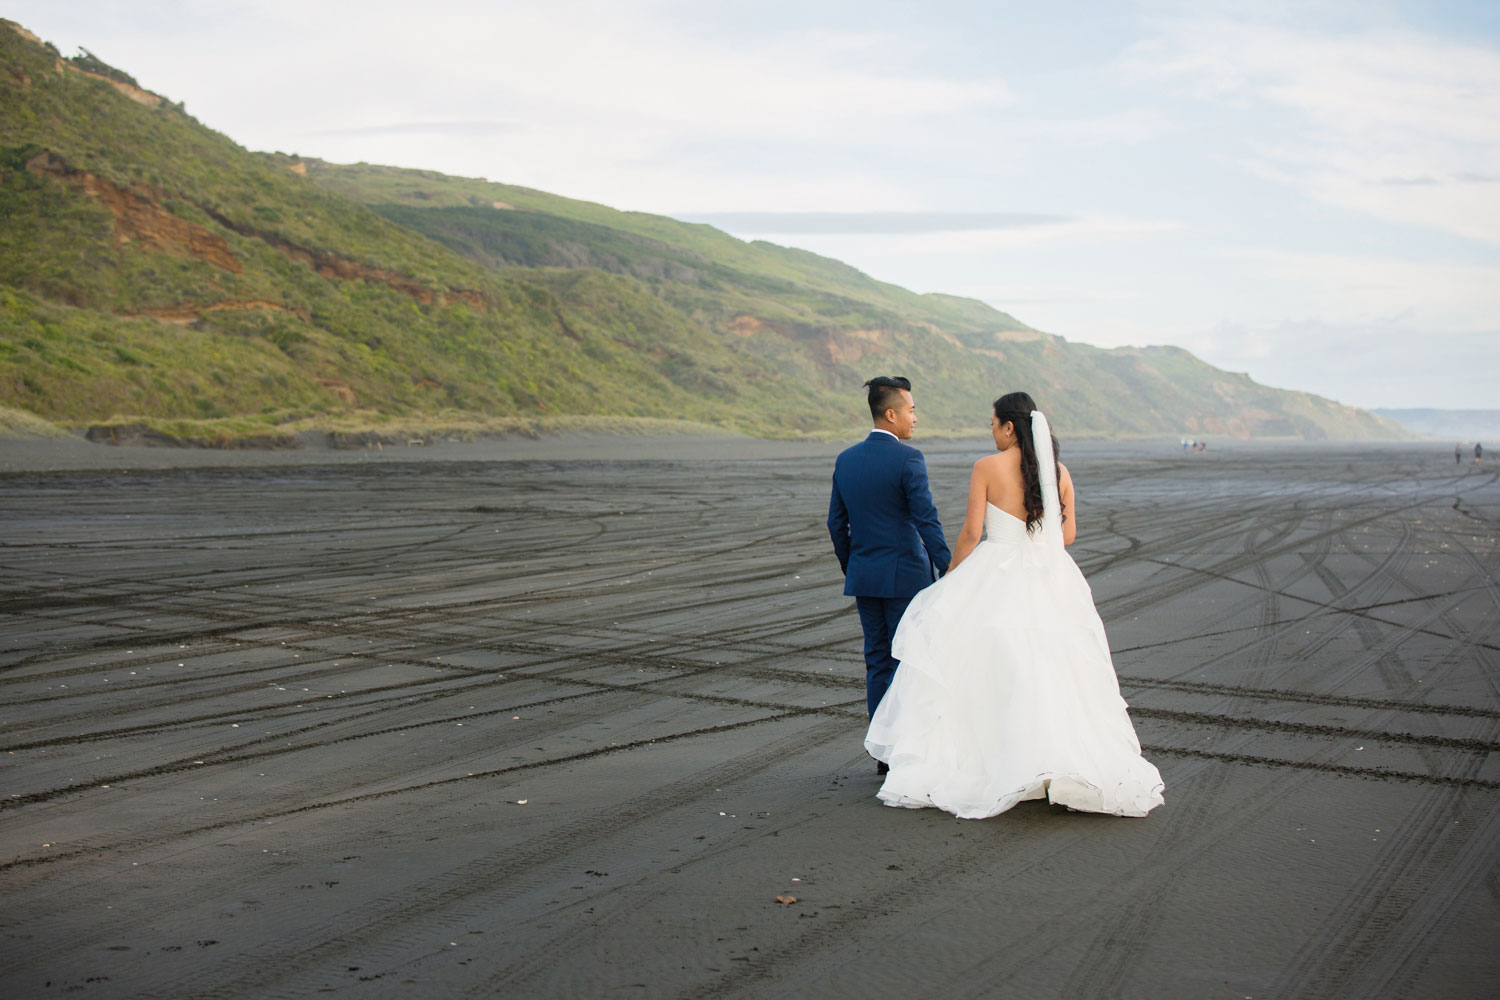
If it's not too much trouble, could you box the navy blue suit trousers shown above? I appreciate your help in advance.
[828,432,950,718]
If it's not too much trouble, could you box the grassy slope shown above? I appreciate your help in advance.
[288,158,1036,335]
[0,21,1408,440]
[0,25,782,431]
[300,160,1408,440]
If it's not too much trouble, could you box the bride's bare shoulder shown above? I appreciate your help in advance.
[971,452,1013,476]
[975,449,1018,467]
[985,450,1021,473]
[972,452,1020,494]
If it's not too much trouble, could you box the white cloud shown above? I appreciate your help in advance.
[1169,245,1500,408]
[956,283,1150,307]
[683,211,1068,235]
[1229,249,1500,330]
[996,107,1177,151]
[212,0,1014,142]
[1122,17,1500,242]
[10,0,1017,213]
[736,215,1186,257]
[1179,316,1497,409]
[304,121,520,138]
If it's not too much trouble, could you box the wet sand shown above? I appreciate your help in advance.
[1,436,1496,998]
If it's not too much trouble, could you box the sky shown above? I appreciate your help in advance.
[10,0,1499,409]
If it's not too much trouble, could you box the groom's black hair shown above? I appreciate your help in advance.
[864,375,912,422]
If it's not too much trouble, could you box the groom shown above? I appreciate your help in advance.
[828,376,951,769]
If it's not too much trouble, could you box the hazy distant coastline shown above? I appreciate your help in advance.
[1374,409,1500,439]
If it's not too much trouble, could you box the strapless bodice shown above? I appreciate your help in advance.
[984,501,1039,543]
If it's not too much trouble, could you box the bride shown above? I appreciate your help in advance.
[865,392,1165,819]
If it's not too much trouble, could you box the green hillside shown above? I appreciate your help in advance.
[0,20,1408,441]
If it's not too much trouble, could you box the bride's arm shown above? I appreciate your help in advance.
[947,460,989,571]
[1059,463,1077,546]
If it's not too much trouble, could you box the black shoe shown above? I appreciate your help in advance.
[876,760,889,776]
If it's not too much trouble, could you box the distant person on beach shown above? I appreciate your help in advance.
[1457,442,1464,464]
[827,376,951,774]
[865,391,1163,819]
[1478,443,1485,464]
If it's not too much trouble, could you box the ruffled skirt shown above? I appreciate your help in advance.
[865,535,1164,819]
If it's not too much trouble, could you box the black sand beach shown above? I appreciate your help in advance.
[1,436,1496,998]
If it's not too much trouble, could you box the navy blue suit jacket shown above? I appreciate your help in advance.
[828,432,952,598]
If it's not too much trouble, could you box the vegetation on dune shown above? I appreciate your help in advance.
[77,411,734,450]
[0,402,67,437]
[0,19,1410,443]
[294,157,1037,336]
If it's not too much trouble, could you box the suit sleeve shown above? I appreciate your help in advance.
[902,451,951,575]
[827,472,850,574]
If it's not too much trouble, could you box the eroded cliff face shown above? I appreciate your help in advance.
[728,315,895,365]
[64,63,162,107]
[23,149,492,313]
[294,248,485,309]
[25,150,242,272]
[5,20,488,315]
[3,19,166,106]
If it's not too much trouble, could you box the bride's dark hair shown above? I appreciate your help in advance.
[994,391,1060,533]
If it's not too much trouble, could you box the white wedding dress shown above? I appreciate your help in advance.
[865,415,1164,819]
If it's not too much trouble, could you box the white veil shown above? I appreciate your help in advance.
[1031,410,1061,538]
